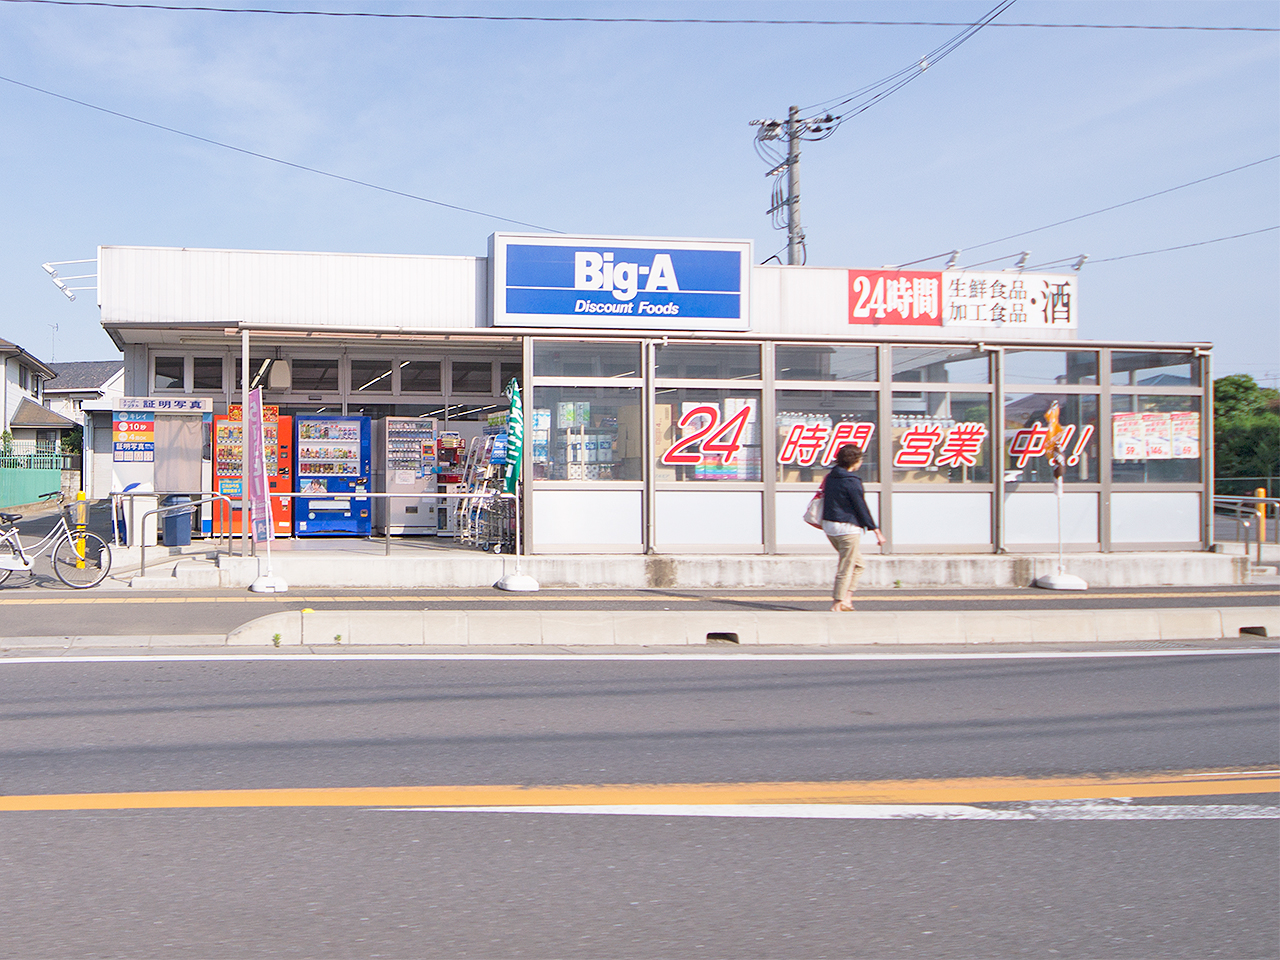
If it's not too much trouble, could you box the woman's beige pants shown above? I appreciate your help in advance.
[826,532,865,602]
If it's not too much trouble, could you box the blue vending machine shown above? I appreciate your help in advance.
[293,415,372,537]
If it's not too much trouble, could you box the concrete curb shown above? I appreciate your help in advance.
[113,551,1252,590]
[223,607,1280,648]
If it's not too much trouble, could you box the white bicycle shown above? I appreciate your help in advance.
[0,491,112,589]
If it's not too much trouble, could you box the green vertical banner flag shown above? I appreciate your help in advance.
[504,377,523,494]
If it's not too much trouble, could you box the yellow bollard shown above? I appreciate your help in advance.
[1258,487,1268,546]
[74,491,87,568]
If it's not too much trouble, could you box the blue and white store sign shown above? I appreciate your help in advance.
[490,233,752,331]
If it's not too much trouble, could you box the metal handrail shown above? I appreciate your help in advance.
[257,490,520,557]
[132,494,236,577]
[1213,495,1278,564]
[111,489,526,564]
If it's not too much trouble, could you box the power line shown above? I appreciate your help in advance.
[0,74,561,233]
[1086,225,1279,264]
[799,0,1018,124]
[893,155,1280,268]
[2,0,1275,30]
[751,1,1015,260]
[1018,225,1278,270]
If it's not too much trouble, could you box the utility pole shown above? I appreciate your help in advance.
[784,106,803,266]
[752,106,831,265]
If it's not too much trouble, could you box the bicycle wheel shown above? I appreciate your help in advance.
[52,532,111,589]
[0,538,17,586]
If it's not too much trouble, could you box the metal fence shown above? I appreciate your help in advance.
[1215,476,1278,499]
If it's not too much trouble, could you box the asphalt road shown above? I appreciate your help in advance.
[0,583,1276,638]
[0,653,1276,958]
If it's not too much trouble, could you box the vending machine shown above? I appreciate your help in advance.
[293,415,372,537]
[373,417,438,535]
[211,406,293,537]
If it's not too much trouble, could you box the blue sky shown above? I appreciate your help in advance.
[1,0,1276,384]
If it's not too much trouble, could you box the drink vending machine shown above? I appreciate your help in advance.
[211,405,293,536]
[373,417,438,535]
[293,415,372,537]
[434,432,467,536]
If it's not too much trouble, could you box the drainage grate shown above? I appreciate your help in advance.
[1239,626,1269,637]
[706,632,740,644]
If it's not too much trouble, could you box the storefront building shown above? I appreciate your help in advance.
[94,234,1212,555]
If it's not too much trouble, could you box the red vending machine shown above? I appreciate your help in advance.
[211,405,293,536]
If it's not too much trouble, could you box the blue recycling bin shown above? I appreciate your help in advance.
[161,495,193,546]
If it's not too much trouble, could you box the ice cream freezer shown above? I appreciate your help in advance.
[373,417,438,535]
[294,415,372,537]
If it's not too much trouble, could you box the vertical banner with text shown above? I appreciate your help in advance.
[245,388,271,543]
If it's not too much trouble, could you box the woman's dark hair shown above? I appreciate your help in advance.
[836,444,863,469]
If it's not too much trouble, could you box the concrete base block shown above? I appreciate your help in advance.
[178,550,1252,591]
[302,611,353,647]
[893,612,966,644]
[217,604,1270,648]
[1220,608,1278,638]
[345,611,425,645]
[540,612,617,646]
[172,562,220,588]
[422,611,469,645]
[680,612,760,646]
[467,611,542,645]
[128,576,182,589]
[228,611,301,646]
[1158,608,1224,641]
[747,616,819,647]
[614,612,701,646]
[963,612,1034,644]
[1029,613,1098,643]
[822,612,898,645]
[1095,609,1162,642]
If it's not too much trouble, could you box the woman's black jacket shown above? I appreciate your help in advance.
[821,466,878,529]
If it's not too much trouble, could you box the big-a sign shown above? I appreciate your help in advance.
[490,233,752,330]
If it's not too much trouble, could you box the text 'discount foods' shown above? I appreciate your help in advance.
[492,234,751,330]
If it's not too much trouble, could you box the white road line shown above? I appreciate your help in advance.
[0,649,1276,665]
[379,802,1280,821]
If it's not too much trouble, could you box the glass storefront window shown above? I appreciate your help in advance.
[1003,393,1099,483]
[776,391,879,484]
[655,343,760,380]
[451,360,493,394]
[235,357,280,391]
[290,358,339,392]
[655,388,762,481]
[1111,351,1200,387]
[153,356,183,390]
[892,346,990,384]
[500,361,522,391]
[1111,394,1201,483]
[351,359,393,393]
[400,360,441,393]
[891,391,992,483]
[1003,350,1099,385]
[192,357,223,391]
[533,341,640,378]
[776,345,877,382]
[530,386,642,481]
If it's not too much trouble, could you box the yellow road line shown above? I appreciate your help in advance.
[0,770,1274,813]
[0,589,1274,606]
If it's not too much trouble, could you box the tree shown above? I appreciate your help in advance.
[1214,375,1280,491]
[60,426,83,455]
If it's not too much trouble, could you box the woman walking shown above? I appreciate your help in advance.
[822,444,885,612]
